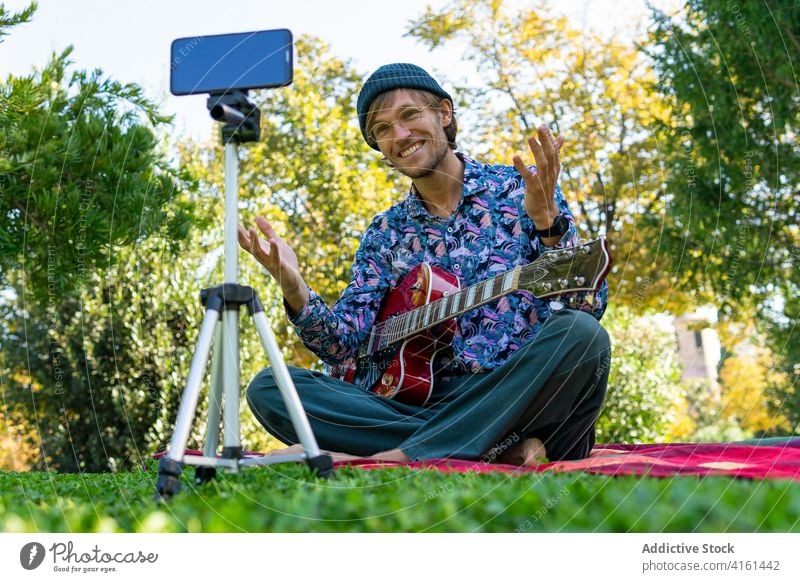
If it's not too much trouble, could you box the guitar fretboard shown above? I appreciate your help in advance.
[366,267,521,355]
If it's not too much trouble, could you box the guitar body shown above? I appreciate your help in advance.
[332,263,460,406]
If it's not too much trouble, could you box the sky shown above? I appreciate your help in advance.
[0,0,679,140]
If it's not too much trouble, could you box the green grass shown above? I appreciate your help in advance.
[2,462,799,532]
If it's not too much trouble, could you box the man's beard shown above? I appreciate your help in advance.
[395,136,450,180]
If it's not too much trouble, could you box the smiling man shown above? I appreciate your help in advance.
[239,63,611,467]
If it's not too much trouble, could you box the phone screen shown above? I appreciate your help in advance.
[170,29,293,95]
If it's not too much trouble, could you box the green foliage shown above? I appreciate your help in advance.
[596,306,685,443]
[0,45,193,300]
[406,0,680,310]
[646,0,800,414]
[0,18,194,471]
[0,1,36,41]
[673,379,752,442]
[2,465,798,532]
[1,232,205,471]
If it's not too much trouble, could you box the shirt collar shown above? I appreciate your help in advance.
[404,152,491,219]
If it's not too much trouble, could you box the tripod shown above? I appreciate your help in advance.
[155,91,333,500]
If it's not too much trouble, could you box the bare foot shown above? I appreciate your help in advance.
[265,443,304,457]
[496,438,548,467]
[265,444,362,463]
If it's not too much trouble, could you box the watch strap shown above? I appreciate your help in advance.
[532,213,569,238]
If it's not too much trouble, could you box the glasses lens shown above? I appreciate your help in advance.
[369,106,429,143]
[371,123,391,142]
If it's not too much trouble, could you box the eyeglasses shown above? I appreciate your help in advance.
[368,106,433,143]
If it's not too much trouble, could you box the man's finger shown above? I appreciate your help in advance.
[538,125,556,159]
[237,225,251,250]
[256,215,278,240]
[527,135,547,170]
[512,154,533,179]
[248,226,266,257]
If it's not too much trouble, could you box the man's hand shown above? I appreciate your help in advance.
[512,124,565,230]
[238,216,309,313]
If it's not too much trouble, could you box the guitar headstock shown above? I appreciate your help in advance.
[519,237,612,298]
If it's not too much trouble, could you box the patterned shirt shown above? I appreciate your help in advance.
[287,152,608,374]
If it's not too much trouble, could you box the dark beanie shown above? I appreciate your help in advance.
[356,63,452,150]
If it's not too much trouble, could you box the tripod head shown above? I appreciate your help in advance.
[207,90,261,144]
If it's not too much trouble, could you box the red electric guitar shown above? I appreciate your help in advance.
[330,238,612,406]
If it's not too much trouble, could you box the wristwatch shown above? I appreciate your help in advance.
[532,213,570,238]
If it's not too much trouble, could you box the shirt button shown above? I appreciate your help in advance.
[454,263,461,270]
[447,226,453,233]
[466,340,472,346]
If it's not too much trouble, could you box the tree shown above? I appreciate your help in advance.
[406,0,682,310]
[719,348,791,436]
[646,0,799,420]
[0,3,195,471]
[0,4,192,301]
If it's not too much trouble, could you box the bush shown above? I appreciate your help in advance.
[596,305,685,443]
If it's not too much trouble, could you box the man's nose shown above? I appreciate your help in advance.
[390,122,412,140]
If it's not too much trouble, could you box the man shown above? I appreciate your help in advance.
[239,63,610,466]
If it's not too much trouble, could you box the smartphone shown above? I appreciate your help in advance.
[170,28,293,96]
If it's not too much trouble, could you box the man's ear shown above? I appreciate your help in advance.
[439,98,453,127]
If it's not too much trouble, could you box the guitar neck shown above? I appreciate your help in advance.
[362,238,610,357]
[367,267,522,355]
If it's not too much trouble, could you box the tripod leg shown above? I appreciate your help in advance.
[251,310,333,477]
[156,303,221,499]
[221,306,242,458]
[196,322,224,485]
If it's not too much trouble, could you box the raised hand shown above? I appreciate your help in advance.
[511,124,565,228]
[238,216,309,313]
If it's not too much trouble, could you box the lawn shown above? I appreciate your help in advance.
[2,462,799,533]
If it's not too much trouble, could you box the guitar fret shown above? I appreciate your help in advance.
[384,321,392,347]
[481,280,493,302]
[423,303,432,327]
[466,285,477,309]
[502,269,515,292]
[438,297,448,321]
[449,292,460,316]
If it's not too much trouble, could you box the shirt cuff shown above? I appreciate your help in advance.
[285,287,322,328]
[536,222,578,251]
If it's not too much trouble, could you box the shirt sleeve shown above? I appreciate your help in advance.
[284,217,392,365]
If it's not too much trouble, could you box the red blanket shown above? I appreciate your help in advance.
[153,438,800,480]
[337,438,800,481]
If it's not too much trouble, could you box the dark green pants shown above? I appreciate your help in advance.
[246,309,611,461]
